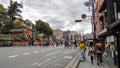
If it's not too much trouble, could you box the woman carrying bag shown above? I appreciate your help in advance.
[88,42,94,64]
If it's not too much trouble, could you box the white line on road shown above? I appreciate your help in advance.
[63,50,69,54]
[41,50,45,52]
[46,50,61,56]
[64,56,73,59]
[32,62,38,65]
[54,63,63,66]
[33,51,39,53]
[38,58,51,66]
[9,55,18,58]
[53,57,56,59]
[23,53,30,55]
[63,52,68,54]
[42,60,56,67]
[47,49,50,50]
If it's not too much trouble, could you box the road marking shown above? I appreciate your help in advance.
[23,53,30,55]
[54,63,63,66]
[53,57,56,59]
[46,49,50,50]
[71,50,75,53]
[64,56,73,59]
[46,50,61,56]
[63,52,68,54]
[32,62,38,65]
[50,48,54,49]
[63,50,69,54]
[38,58,51,66]
[33,51,39,53]
[44,60,56,66]
[41,50,45,52]
[59,60,68,63]
[9,55,18,58]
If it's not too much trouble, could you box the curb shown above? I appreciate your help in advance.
[64,52,80,68]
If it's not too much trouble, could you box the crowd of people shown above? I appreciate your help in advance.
[79,40,104,66]
[10,40,78,48]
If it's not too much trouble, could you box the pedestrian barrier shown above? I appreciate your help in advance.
[12,42,28,46]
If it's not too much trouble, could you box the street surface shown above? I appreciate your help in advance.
[0,46,79,68]
[78,50,111,68]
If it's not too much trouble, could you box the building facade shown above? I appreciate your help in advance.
[10,24,33,41]
[95,0,120,68]
[53,29,63,40]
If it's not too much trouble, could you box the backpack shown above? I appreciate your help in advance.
[96,44,103,53]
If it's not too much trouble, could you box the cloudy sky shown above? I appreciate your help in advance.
[0,0,92,34]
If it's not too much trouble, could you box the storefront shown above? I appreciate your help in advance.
[107,20,120,67]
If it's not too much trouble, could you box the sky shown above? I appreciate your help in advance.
[0,0,92,34]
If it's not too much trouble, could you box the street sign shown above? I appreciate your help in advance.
[81,14,86,19]
[75,20,82,22]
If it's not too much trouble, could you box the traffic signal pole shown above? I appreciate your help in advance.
[91,0,96,46]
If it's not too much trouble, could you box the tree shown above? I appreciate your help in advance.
[14,18,24,26]
[8,1,23,20]
[36,20,53,38]
[0,4,7,32]
[6,0,23,33]
[24,19,32,27]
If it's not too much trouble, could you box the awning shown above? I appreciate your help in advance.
[97,28,108,38]
[97,19,120,38]
[108,19,120,30]
[99,0,106,13]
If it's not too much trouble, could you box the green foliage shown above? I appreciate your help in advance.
[14,18,24,26]
[3,1,23,33]
[0,3,54,41]
[0,4,7,29]
[24,19,32,27]
[34,31,40,41]
[36,20,53,37]
[7,1,23,19]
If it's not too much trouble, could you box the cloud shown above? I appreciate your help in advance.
[1,0,92,34]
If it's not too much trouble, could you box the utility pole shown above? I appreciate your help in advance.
[91,0,96,46]
[75,0,96,46]
[31,21,34,46]
[84,0,96,46]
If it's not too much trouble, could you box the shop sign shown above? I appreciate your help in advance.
[107,36,114,42]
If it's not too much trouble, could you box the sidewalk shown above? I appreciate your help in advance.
[78,51,111,68]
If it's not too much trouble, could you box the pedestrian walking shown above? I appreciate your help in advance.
[79,41,86,61]
[88,42,94,64]
[64,40,68,48]
[95,40,104,65]
[68,41,72,48]
[74,40,77,48]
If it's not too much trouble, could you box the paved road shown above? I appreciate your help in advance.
[0,46,79,68]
